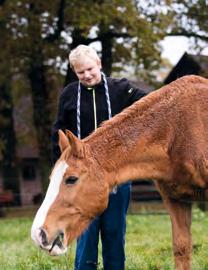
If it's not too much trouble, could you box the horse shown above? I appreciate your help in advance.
[31,75,208,269]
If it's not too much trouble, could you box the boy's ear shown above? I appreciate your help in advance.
[58,130,70,153]
[97,58,102,69]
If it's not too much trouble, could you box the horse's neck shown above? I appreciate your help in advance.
[85,92,172,185]
[85,76,208,188]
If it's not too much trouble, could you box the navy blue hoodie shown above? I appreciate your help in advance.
[51,77,147,162]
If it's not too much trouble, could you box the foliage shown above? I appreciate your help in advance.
[166,0,208,52]
[1,0,175,80]
[1,210,208,269]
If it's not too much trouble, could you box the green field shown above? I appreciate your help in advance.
[0,209,208,270]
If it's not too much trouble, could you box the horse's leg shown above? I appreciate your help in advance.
[164,197,192,270]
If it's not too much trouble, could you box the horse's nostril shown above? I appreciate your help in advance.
[39,228,48,246]
[56,232,64,248]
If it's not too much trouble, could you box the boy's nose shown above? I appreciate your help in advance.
[84,71,91,78]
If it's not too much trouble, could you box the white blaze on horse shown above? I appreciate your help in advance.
[31,75,208,269]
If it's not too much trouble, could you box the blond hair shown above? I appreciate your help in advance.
[69,45,101,69]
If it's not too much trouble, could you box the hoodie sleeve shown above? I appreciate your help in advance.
[121,78,148,107]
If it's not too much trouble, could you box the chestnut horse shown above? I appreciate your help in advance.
[31,75,208,269]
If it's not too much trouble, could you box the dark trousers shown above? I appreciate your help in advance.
[74,183,131,270]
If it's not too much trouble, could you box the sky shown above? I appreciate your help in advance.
[84,33,208,66]
[160,36,208,65]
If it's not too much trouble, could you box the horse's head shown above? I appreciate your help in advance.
[31,130,109,255]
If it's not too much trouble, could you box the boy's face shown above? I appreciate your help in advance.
[73,57,102,87]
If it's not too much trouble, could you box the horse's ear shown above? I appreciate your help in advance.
[58,130,70,153]
[65,130,85,158]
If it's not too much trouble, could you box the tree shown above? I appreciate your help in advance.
[166,0,208,51]
[18,1,66,190]
[0,0,20,204]
[1,0,65,191]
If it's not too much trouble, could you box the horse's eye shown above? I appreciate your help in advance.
[65,176,78,185]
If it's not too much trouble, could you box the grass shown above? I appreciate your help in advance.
[0,208,208,269]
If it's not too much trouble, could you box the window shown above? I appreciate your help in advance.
[22,159,36,181]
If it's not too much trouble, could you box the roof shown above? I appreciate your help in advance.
[190,54,208,71]
[164,52,208,84]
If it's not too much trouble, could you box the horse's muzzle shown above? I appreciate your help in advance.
[31,227,67,256]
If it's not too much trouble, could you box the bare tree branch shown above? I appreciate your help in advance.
[45,0,66,42]
[167,30,208,42]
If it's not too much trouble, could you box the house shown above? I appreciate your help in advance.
[164,52,208,84]
[0,152,42,207]
[0,95,43,206]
